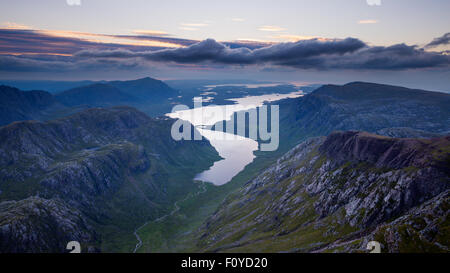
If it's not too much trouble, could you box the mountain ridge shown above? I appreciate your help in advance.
[0,106,220,252]
[0,76,179,126]
[0,85,64,126]
[194,131,449,252]
[55,83,136,107]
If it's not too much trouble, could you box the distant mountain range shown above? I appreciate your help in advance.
[0,77,179,95]
[194,131,449,252]
[0,77,179,126]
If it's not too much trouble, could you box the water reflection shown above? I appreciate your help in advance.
[166,91,303,185]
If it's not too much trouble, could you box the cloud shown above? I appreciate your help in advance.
[0,28,189,56]
[132,30,168,37]
[75,37,365,65]
[180,23,208,27]
[269,34,320,42]
[258,26,285,32]
[288,43,450,70]
[0,28,269,58]
[231,18,245,22]
[1,21,32,30]
[2,29,449,74]
[179,27,198,31]
[358,20,378,24]
[178,23,208,31]
[425,32,450,48]
[0,54,145,72]
[75,38,450,70]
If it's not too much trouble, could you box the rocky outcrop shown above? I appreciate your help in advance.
[375,127,444,139]
[0,197,97,253]
[319,131,447,169]
[315,190,449,253]
[195,131,449,253]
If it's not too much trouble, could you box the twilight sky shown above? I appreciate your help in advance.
[0,0,449,90]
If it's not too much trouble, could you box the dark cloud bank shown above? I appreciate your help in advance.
[426,32,450,48]
[75,37,450,71]
[1,33,449,73]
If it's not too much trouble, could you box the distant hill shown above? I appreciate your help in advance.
[0,85,64,126]
[0,77,179,98]
[278,82,450,147]
[0,77,181,126]
[54,77,179,107]
[108,77,179,101]
[313,81,450,104]
[0,80,95,93]
[55,83,135,107]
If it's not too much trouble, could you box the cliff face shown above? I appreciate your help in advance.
[195,131,449,253]
[319,131,449,169]
[0,107,220,252]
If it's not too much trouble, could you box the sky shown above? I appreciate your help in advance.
[0,0,449,90]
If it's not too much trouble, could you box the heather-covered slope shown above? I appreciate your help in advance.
[195,131,449,253]
[0,106,220,252]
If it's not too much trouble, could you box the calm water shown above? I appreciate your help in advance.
[167,90,303,185]
[203,83,283,91]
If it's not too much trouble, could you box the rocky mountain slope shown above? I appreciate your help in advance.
[0,106,220,252]
[0,197,98,253]
[195,131,449,253]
